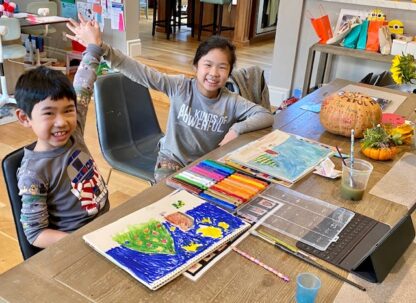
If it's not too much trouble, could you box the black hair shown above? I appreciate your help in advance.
[193,36,236,75]
[15,66,77,118]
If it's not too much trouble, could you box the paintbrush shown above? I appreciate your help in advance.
[251,230,366,292]
[336,146,347,166]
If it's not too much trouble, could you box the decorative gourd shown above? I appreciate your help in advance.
[320,91,382,138]
[361,146,398,160]
[360,124,401,161]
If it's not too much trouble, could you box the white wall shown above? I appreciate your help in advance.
[268,0,304,106]
[270,0,416,104]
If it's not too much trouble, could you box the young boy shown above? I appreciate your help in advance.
[14,46,109,248]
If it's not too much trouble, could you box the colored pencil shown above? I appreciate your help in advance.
[251,230,366,292]
[232,246,290,282]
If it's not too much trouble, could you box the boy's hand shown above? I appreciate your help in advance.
[219,129,239,146]
[66,13,102,47]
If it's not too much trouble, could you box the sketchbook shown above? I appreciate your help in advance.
[226,129,334,184]
[83,190,250,290]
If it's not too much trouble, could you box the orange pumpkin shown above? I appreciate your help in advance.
[361,146,398,160]
[320,91,382,138]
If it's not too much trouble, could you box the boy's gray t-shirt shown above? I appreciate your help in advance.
[101,43,274,166]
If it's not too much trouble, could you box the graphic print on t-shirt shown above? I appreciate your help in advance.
[67,150,107,215]
[177,104,228,132]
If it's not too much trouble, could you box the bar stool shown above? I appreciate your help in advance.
[152,0,178,39]
[198,0,234,41]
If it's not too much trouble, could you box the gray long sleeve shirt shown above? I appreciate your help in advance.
[100,43,274,166]
[18,46,109,244]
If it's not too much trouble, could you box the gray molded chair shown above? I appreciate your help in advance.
[94,73,164,185]
[2,147,42,260]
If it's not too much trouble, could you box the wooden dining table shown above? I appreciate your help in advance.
[0,79,415,302]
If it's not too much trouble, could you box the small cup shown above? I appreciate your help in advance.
[341,158,373,201]
[295,272,321,303]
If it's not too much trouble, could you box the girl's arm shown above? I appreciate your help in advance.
[230,96,274,135]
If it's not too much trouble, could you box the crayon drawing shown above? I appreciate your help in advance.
[228,130,333,183]
[83,190,249,290]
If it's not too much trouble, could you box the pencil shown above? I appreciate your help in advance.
[232,246,290,282]
[251,230,366,292]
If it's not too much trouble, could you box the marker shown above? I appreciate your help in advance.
[174,174,207,190]
[201,160,234,174]
[166,177,202,195]
[197,162,229,177]
[220,178,256,197]
[199,192,236,211]
[230,173,267,189]
[190,165,224,181]
[222,177,259,195]
[205,189,243,206]
[180,171,215,187]
[210,184,248,202]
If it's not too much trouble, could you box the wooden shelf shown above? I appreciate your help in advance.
[322,0,416,11]
[302,43,394,97]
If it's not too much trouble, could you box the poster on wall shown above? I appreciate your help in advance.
[61,0,77,19]
[111,2,124,32]
[76,1,94,21]
[101,0,110,18]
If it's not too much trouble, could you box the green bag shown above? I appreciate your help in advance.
[357,20,369,50]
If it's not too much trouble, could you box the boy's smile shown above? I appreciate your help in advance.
[17,97,77,152]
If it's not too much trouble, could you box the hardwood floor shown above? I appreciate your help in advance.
[0,13,274,274]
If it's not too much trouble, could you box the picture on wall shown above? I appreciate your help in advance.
[334,9,369,35]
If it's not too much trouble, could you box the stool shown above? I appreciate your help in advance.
[152,0,178,39]
[175,0,196,37]
[198,0,234,41]
[65,51,82,76]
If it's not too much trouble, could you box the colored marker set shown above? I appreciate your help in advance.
[166,159,268,212]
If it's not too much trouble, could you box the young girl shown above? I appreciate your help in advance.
[67,15,274,182]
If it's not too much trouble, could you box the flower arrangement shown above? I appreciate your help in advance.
[390,54,416,85]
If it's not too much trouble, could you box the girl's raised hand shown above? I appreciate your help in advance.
[66,13,103,47]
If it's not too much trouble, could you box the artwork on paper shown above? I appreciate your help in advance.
[83,190,250,290]
[227,129,333,183]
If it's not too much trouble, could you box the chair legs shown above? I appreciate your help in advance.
[198,2,233,41]
[152,0,176,39]
[105,167,155,186]
[0,40,15,106]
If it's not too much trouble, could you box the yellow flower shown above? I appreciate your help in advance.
[390,54,416,85]
[391,55,401,67]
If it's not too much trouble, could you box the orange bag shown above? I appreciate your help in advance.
[366,20,387,52]
[308,7,333,44]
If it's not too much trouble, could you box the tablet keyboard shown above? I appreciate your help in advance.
[296,213,378,266]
